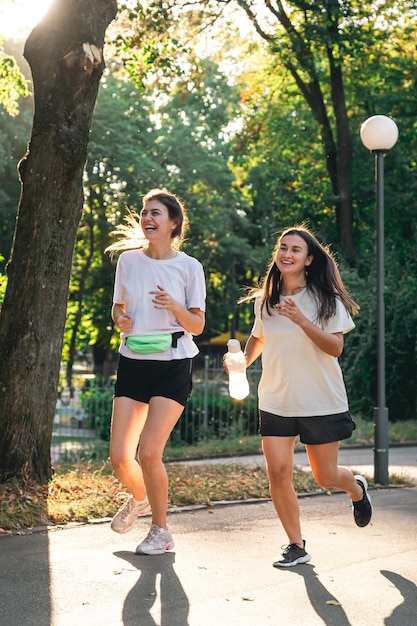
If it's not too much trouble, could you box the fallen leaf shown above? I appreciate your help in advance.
[326,600,341,606]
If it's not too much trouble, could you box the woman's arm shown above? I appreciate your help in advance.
[111,303,132,333]
[276,297,343,357]
[244,334,265,367]
[149,285,205,335]
[298,322,343,357]
[173,306,205,336]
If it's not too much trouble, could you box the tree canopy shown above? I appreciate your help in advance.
[1,0,417,483]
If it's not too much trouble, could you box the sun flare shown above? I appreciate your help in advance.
[0,0,53,39]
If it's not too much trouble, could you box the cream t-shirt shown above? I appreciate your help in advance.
[251,288,355,417]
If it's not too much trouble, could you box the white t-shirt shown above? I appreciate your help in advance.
[113,248,206,360]
[251,288,355,417]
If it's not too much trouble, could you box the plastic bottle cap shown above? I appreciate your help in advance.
[227,339,241,353]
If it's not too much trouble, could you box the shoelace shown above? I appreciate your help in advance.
[144,525,167,544]
[114,494,137,520]
[281,543,301,555]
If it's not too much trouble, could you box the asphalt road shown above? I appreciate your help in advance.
[1,447,416,626]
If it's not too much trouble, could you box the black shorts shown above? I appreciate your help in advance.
[259,410,356,445]
[114,355,193,406]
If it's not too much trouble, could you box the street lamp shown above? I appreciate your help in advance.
[360,115,398,485]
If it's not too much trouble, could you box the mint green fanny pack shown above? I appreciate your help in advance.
[125,332,184,354]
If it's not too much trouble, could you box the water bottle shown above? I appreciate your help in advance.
[226,339,250,400]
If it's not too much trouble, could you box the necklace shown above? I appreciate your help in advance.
[144,247,177,260]
[281,285,306,296]
[291,285,306,295]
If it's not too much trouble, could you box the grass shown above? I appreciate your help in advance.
[164,434,263,461]
[163,415,417,461]
[1,416,416,532]
[0,461,324,532]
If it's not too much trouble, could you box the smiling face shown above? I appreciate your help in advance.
[275,233,313,278]
[140,199,178,243]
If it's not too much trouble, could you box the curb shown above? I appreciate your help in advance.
[1,483,405,538]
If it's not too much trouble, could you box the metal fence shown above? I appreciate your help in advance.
[52,355,262,463]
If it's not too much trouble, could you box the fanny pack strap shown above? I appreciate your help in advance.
[171,331,185,348]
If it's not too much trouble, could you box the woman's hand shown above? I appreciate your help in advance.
[276,297,307,326]
[149,285,179,312]
[222,334,264,374]
[115,314,133,333]
[149,284,205,335]
[112,303,133,333]
[277,297,343,357]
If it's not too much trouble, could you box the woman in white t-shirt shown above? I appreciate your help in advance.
[236,226,372,568]
[106,189,206,555]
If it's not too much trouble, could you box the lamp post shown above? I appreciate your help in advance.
[360,115,398,485]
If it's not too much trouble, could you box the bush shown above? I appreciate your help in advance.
[80,378,114,441]
[77,369,260,446]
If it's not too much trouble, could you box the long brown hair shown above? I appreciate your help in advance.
[242,226,359,321]
[105,188,189,254]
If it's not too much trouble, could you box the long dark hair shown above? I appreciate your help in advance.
[243,226,359,321]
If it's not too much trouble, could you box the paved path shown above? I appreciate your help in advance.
[0,447,416,626]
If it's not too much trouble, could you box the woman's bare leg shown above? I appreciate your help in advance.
[109,396,148,502]
[306,442,364,501]
[138,396,184,529]
[262,436,304,547]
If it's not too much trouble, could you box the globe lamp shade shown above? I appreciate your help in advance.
[360,115,398,151]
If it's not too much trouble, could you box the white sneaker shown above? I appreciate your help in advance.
[111,494,151,534]
[135,524,174,555]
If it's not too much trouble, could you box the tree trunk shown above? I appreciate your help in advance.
[331,69,356,266]
[327,18,356,266]
[0,0,117,484]
[236,0,357,264]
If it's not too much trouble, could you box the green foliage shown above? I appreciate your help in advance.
[0,48,29,116]
[229,52,339,252]
[2,5,417,426]
[77,372,259,447]
[0,97,33,270]
[80,378,114,441]
[340,241,417,422]
[64,57,253,374]
[172,389,259,445]
[114,1,211,90]
[62,74,167,368]
[0,254,6,307]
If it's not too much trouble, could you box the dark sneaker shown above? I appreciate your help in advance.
[273,540,311,568]
[352,475,373,527]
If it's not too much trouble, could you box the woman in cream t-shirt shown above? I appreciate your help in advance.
[234,226,372,568]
